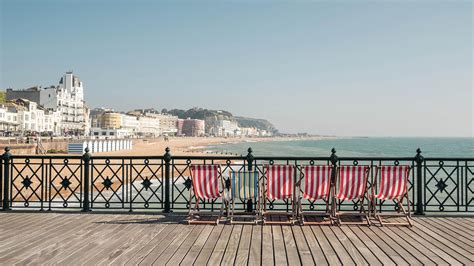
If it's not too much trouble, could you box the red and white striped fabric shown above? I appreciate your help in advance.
[335,165,369,201]
[190,165,221,200]
[266,165,294,200]
[303,165,333,201]
[374,166,410,200]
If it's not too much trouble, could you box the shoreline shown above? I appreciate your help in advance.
[97,136,333,157]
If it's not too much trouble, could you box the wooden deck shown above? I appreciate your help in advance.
[0,213,473,265]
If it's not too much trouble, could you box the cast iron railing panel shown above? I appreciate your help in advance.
[0,147,472,213]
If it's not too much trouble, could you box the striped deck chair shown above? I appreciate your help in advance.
[188,165,226,225]
[333,165,371,225]
[370,165,412,226]
[298,165,333,225]
[263,164,296,225]
[228,171,260,224]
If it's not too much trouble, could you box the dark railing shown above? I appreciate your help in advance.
[0,147,472,214]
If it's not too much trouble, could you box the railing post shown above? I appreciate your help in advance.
[163,147,171,213]
[245,147,254,212]
[329,148,338,215]
[82,147,91,212]
[2,147,11,211]
[414,148,424,215]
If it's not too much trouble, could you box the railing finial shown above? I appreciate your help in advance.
[330,148,338,165]
[246,147,254,171]
[82,147,91,161]
[415,148,424,163]
[164,147,172,163]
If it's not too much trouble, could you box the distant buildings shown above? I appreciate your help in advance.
[0,99,61,135]
[5,72,90,136]
[89,109,180,138]
[2,72,273,138]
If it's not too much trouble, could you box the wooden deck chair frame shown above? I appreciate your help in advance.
[262,164,297,225]
[188,165,226,225]
[369,165,413,226]
[298,165,334,225]
[332,165,371,226]
[228,170,261,224]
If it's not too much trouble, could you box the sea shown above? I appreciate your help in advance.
[206,137,474,158]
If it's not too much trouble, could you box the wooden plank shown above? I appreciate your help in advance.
[401,219,473,264]
[300,226,328,265]
[207,224,233,265]
[193,225,225,265]
[440,217,474,235]
[235,225,252,265]
[445,217,474,227]
[320,226,353,265]
[421,218,474,246]
[221,224,243,265]
[368,226,422,265]
[180,225,214,265]
[291,226,315,265]
[82,218,153,265]
[137,224,191,265]
[390,219,463,265]
[0,213,81,251]
[310,226,341,265]
[166,225,206,265]
[96,219,167,265]
[125,223,179,265]
[357,225,408,265]
[0,214,88,261]
[248,224,262,266]
[346,226,394,266]
[12,214,113,265]
[261,224,275,266]
[338,226,381,265]
[272,225,288,266]
[375,225,434,264]
[282,225,300,265]
[55,222,133,264]
[330,226,368,265]
[442,218,474,237]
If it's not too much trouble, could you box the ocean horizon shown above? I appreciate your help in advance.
[206,137,474,158]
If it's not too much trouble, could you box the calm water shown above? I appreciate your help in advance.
[208,137,474,157]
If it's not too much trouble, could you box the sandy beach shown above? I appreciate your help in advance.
[97,136,329,157]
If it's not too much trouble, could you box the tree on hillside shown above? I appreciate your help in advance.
[0,91,6,103]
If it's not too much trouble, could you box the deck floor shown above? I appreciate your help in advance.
[0,212,473,265]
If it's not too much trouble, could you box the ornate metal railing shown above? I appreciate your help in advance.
[0,147,472,214]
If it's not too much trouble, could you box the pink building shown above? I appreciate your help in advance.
[176,119,185,135]
[180,118,205,136]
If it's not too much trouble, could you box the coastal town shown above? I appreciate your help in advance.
[0,72,275,140]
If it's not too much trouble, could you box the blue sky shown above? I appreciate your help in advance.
[1,0,472,137]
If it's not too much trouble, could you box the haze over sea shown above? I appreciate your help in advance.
[209,137,474,158]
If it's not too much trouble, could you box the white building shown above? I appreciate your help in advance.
[0,99,61,135]
[6,72,90,136]
[211,120,240,137]
[152,113,178,135]
[121,114,140,134]
[137,116,160,137]
[0,105,19,133]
